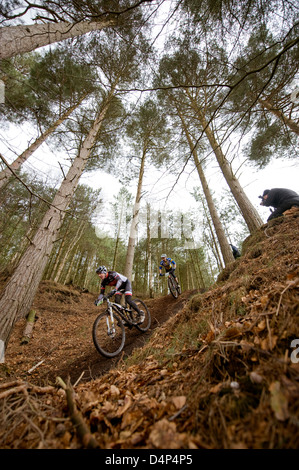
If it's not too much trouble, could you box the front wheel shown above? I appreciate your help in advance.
[132,299,151,332]
[168,275,179,298]
[92,311,125,358]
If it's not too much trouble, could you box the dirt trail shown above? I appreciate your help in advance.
[1,212,299,449]
[2,284,199,385]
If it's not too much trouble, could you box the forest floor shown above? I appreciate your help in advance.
[0,209,298,450]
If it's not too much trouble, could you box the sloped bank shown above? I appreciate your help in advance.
[0,212,298,449]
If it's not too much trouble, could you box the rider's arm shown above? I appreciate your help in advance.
[159,261,163,276]
[95,283,105,305]
[100,283,106,295]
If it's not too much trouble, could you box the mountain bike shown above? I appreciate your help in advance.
[165,272,181,299]
[92,292,151,358]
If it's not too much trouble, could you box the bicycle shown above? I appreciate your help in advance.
[92,291,151,358]
[164,272,181,299]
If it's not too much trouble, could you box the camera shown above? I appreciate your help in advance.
[259,195,265,206]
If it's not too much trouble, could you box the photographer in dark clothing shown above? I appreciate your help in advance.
[230,244,241,259]
[259,188,299,221]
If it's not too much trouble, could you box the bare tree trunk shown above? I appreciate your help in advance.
[63,246,80,285]
[0,92,114,348]
[147,203,154,298]
[206,216,223,271]
[124,149,146,279]
[0,96,87,190]
[186,92,263,233]
[204,118,263,233]
[82,255,95,289]
[53,220,86,283]
[178,109,235,266]
[0,20,116,59]
[112,202,124,270]
[187,249,201,289]
[46,219,72,280]
[258,98,299,135]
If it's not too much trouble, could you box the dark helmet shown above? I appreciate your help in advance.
[96,265,107,274]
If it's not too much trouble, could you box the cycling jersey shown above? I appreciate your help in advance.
[100,271,132,296]
[159,258,176,272]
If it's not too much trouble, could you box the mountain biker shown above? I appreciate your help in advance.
[259,188,299,222]
[94,266,144,322]
[159,254,180,288]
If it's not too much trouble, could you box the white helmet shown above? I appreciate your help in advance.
[96,265,107,274]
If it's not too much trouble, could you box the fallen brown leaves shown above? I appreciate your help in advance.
[0,213,299,449]
[71,360,199,449]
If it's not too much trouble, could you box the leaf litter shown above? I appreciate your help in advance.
[0,210,298,449]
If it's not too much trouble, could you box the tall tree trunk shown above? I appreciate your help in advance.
[187,249,202,289]
[186,91,263,233]
[46,219,73,280]
[53,220,86,283]
[0,96,87,190]
[0,91,114,348]
[124,149,146,279]
[258,98,299,135]
[112,202,125,270]
[178,108,235,266]
[205,215,223,271]
[63,246,80,285]
[0,20,116,59]
[146,203,154,298]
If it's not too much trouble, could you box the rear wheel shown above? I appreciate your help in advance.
[131,299,151,332]
[92,311,125,358]
[168,275,178,298]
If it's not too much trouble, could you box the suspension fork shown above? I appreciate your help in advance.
[106,302,116,335]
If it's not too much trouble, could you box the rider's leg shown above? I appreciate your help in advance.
[122,279,140,313]
[125,294,141,314]
[170,269,179,286]
[125,294,145,322]
[123,280,145,322]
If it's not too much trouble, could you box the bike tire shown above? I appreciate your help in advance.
[92,311,125,358]
[168,275,178,298]
[132,299,151,332]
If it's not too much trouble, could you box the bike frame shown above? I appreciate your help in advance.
[103,297,136,326]
[93,293,151,358]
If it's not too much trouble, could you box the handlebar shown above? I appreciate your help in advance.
[160,271,172,278]
[94,292,125,307]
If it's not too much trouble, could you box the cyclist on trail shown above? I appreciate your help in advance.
[94,266,144,322]
[159,254,180,288]
[259,188,299,222]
